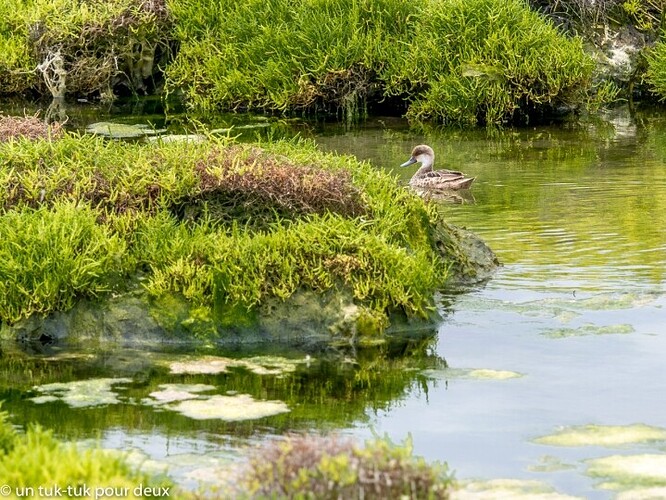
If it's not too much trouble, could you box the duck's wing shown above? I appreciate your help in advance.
[430,170,467,181]
[444,176,475,190]
[419,169,466,179]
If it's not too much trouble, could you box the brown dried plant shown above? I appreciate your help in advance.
[195,146,367,218]
[244,434,452,499]
[0,114,63,142]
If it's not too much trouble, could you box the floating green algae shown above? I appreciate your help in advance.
[31,378,132,408]
[144,383,216,405]
[467,369,523,380]
[169,394,289,421]
[542,323,634,339]
[615,486,666,499]
[168,355,308,377]
[454,478,582,499]
[457,291,659,319]
[86,121,165,138]
[423,367,523,381]
[147,134,206,144]
[534,424,666,447]
[586,454,666,490]
[527,455,577,473]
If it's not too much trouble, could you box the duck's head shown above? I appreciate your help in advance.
[400,144,434,167]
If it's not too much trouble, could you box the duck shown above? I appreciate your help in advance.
[400,144,475,190]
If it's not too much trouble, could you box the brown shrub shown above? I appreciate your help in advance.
[244,434,451,499]
[0,114,63,142]
[195,146,367,218]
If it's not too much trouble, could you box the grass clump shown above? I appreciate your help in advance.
[0,4,36,95]
[0,0,597,123]
[0,203,128,324]
[0,408,172,494]
[243,434,452,499]
[0,131,445,337]
[391,0,595,125]
[646,39,666,99]
[138,213,438,322]
[193,145,367,222]
[165,0,412,117]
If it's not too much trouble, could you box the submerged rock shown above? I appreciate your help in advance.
[0,287,436,348]
[431,220,500,287]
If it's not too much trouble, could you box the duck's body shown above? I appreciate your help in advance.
[401,145,475,190]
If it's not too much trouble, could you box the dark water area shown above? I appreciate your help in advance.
[1,99,666,497]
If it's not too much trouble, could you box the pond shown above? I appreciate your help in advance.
[1,101,665,498]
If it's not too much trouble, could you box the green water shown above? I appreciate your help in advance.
[1,102,666,497]
[312,108,666,498]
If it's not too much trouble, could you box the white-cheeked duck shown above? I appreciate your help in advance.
[401,144,475,190]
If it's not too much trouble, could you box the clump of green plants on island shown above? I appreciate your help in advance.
[0,408,173,495]
[243,434,453,499]
[646,40,666,99]
[0,128,444,338]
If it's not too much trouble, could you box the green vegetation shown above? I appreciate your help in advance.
[0,204,128,323]
[167,0,594,125]
[393,0,594,125]
[0,408,173,494]
[0,131,446,338]
[647,40,666,98]
[165,0,413,118]
[244,434,453,499]
[0,0,172,98]
[0,0,596,125]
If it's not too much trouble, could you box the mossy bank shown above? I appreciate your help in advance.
[0,127,497,346]
[0,0,602,126]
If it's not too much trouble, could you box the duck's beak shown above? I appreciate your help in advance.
[400,157,417,167]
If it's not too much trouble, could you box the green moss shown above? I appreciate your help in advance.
[0,134,448,339]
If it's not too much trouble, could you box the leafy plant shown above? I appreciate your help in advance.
[244,434,453,499]
[388,0,595,126]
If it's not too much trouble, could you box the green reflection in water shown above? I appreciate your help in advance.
[313,108,666,291]
[0,338,444,441]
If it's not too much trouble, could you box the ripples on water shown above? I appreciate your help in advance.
[314,109,666,498]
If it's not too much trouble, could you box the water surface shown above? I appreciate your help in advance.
[313,108,666,498]
[1,103,666,497]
